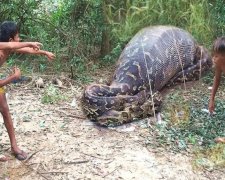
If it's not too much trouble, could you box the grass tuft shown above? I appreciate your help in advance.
[193,144,225,171]
[41,85,67,104]
[146,76,225,169]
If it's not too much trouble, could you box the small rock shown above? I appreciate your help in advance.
[35,77,44,88]
[70,98,77,107]
[52,78,63,87]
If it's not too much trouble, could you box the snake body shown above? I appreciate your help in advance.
[83,26,212,126]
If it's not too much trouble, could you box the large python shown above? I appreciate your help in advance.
[82,26,212,126]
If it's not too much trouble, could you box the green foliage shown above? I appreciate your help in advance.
[188,1,213,46]
[106,0,213,48]
[193,144,225,170]
[0,0,41,33]
[41,84,67,104]
[69,56,93,83]
[163,92,190,127]
[49,0,104,59]
[2,0,225,170]
[210,0,225,37]
[102,43,122,64]
[70,56,86,73]
[1,0,225,76]
[146,86,225,158]
[201,70,214,84]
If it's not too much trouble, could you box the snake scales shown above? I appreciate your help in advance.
[82,26,212,126]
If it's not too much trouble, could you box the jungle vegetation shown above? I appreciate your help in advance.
[1,0,225,169]
[0,0,225,76]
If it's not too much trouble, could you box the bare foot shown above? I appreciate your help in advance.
[215,137,225,143]
[0,154,9,162]
[11,148,28,161]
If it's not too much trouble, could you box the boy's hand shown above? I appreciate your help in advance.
[29,42,42,51]
[12,67,21,80]
[45,51,55,61]
[208,100,215,114]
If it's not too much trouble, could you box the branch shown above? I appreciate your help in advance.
[26,17,68,38]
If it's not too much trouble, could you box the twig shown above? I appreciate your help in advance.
[58,106,78,110]
[21,162,50,180]
[103,165,121,178]
[36,171,50,180]
[56,109,86,119]
[27,162,39,166]
[39,171,69,175]
[16,148,50,180]
[18,78,35,89]
[62,75,85,88]
[53,84,68,89]
[79,152,109,160]
[24,148,44,163]
[64,160,89,164]
[71,65,74,79]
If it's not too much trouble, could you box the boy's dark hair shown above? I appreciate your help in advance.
[212,36,225,55]
[0,21,19,42]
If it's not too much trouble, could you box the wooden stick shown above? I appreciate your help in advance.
[103,165,121,178]
[25,148,44,163]
[64,160,89,164]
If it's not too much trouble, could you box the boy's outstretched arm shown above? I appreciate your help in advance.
[0,67,21,87]
[0,42,42,50]
[14,47,55,61]
[209,67,222,113]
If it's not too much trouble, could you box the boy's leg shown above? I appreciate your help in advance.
[0,92,27,160]
[215,137,225,143]
[0,154,9,162]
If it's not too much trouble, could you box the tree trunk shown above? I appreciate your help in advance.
[100,0,110,57]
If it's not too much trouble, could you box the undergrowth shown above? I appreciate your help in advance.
[146,74,225,170]
[41,84,68,104]
[193,144,225,171]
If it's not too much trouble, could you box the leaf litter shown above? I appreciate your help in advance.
[0,72,224,179]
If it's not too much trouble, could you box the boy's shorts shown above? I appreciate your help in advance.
[0,87,5,94]
[0,72,6,94]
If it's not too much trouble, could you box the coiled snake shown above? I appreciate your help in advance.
[82,26,212,126]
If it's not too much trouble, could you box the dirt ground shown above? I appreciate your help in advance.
[0,75,225,180]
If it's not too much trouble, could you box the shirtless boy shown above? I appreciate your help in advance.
[208,36,225,143]
[0,21,55,161]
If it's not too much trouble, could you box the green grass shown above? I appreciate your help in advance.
[107,0,213,47]
[193,144,225,171]
[41,84,68,104]
[146,72,225,170]
[154,90,225,149]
